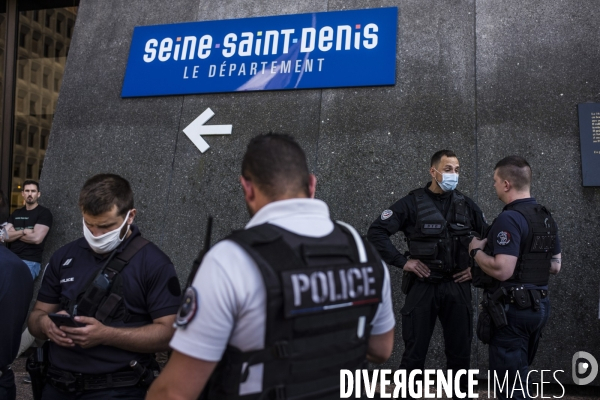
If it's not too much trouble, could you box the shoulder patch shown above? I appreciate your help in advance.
[381,210,393,220]
[497,231,511,246]
[175,287,198,329]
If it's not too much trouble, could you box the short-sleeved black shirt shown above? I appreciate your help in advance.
[37,225,181,374]
[0,246,33,368]
[8,204,53,263]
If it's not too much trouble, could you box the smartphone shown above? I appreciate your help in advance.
[48,313,86,328]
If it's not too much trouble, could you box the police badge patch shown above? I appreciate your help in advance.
[381,210,393,220]
[497,231,511,246]
[175,287,198,328]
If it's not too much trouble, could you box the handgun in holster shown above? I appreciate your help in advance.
[130,360,158,388]
[26,342,50,400]
[482,287,508,329]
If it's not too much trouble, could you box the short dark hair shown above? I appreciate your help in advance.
[78,174,134,217]
[22,180,40,191]
[0,190,8,222]
[430,150,458,167]
[241,133,310,199]
[494,156,532,191]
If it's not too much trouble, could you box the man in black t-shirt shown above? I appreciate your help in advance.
[5,180,53,279]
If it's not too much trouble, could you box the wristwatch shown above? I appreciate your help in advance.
[470,248,482,258]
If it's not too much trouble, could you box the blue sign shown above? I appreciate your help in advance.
[578,103,600,186]
[121,7,397,97]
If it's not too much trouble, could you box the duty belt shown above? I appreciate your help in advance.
[417,266,467,284]
[506,285,548,311]
[47,366,142,393]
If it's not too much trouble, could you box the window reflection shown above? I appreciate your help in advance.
[10,6,77,211]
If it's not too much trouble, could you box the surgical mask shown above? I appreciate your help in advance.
[83,211,131,254]
[435,170,459,192]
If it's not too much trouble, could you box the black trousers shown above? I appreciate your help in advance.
[489,298,550,400]
[0,369,15,400]
[399,279,473,398]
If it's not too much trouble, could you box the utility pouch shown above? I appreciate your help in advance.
[401,270,415,295]
[408,240,438,259]
[26,342,49,400]
[511,286,532,310]
[530,289,542,312]
[476,309,493,344]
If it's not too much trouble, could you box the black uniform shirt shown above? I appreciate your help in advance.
[37,224,181,374]
[7,204,53,263]
[367,182,488,268]
[0,246,33,368]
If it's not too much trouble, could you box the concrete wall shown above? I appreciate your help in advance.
[39,0,600,385]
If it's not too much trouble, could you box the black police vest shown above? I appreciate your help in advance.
[474,202,557,289]
[201,222,385,400]
[505,202,557,286]
[407,188,473,274]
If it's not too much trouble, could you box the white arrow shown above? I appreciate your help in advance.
[183,108,232,153]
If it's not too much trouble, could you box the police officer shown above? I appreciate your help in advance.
[367,150,487,397]
[28,174,181,400]
[469,156,561,400]
[148,133,395,399]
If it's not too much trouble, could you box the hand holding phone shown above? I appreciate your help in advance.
[48,313,86,328]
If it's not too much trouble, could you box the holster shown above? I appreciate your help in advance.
[480,287,508,329]
[476,308,493,344]
[26,342,50,400]
[401,270,415,295]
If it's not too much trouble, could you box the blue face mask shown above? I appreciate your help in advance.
[435,170,459,192]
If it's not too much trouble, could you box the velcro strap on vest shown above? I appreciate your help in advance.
[301,244,354,262]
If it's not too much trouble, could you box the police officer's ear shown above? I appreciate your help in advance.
[429,165,439,181]
[240,175,255,202]
[126,209,137,225]
[308,174,317,199]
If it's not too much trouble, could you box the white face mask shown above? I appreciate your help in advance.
[83,210,131,254]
